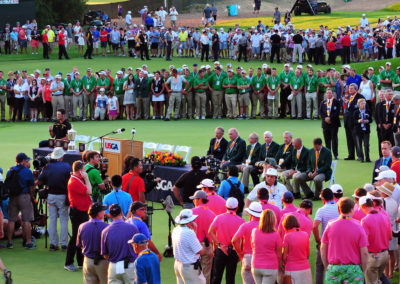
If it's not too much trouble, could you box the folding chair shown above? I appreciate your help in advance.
[143,142,159,156]
[157,144,175,153]
[174,145,192,163]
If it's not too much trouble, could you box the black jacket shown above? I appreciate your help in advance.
[377,100,395,125]
[258,141,280,161]
[244,143,261,165]
[353,108,372,134]
[320,98,341,129]
[223,137,246,165]
[290,146,310,172]
[344,93,364,128]
[207,137,228,161]
[275,143,295,170]
[134,77,149,98]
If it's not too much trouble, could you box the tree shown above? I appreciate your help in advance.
[35,0,87,28]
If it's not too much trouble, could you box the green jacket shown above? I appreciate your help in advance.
[291,146,310,172]
[223,137,246,165]
[113,78,125,95]
[63,78,72,96]
[258,141,279,161]
[244,143,261,165]
[274,143,295,170]
[307,146,332,181]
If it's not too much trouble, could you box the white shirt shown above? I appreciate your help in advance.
[13,84,27,99]
[172,225,202,264]
[360,80,373,101]
[157,10,168,22]
[360,18,369,28]
[170,10,178,21]
[200,34,209,45]
[107,96,118,111]
[250,34,261,48]
[125,14,132,25]
[247,181,288,209]
[384,197,398,231]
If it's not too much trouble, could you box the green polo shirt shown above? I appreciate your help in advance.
[0,78,7,95]
[368,74,379,86]
[223,76,237,94]
[237,77,251,94]
[279,70,293,85]
[70,79,82,94]
[318,76,327,92]
[97,77,111,89]
[184,75,193,91]
[85,163,103,201]
[209,73,226,91]
[393,75,400,91]
[194,77,208,93]
[305,75,319,93]
[82,76,97,92]
[267,75,281,91]
[113,78,125,95]
[189,71,199,81]
[290,75,304,91]
[251,75,266,91]
[380,70,396,88]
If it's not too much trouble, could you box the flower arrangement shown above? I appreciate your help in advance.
[147,151,186,167]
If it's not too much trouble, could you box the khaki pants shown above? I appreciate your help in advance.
[365,251,389,284]
[195,92,207,118]
[108,261,134,284]
[251,268,278,284]
[64,95,73,119]
[73,94,83,118]
[268,93,279,118]
[285,269,313,284]
[242,254,255,284]
[0,95,5,120]
[83,257,108,284]
[238,92,250,107]
[306,92,318,119]
[200,243,213,284]
[174,260,206,284]
[181,92,193,118]
[241,165,254,189]
[51,95,65,119]
[167,92,182,119]
[83,92,95,119]
[282,170,294,192]
[212,90,224,118]
[293,172,325,197]
[136,97,150,119]
[225,93,237,118]
[251,92,265,118]
[291,91,303,118]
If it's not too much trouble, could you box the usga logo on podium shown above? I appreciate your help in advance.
[103,139,121,153]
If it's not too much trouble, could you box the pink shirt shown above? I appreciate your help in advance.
[279,210,312,239]
[233,220,259,254]
[206,192,226,215]
[353,203,366,221]
[260,201,281,224]
[281,203,298,216]
[192,205,216,242]
[210,211,245,246]
[322,217,368,265]
[361,211,391,253]
[251,229,282,269]
[283,230,310,271]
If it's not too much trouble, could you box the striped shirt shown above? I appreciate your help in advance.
[172,225,202,264]
[314,202,339,236]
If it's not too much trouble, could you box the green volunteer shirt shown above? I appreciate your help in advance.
[70,79,83,94]
[318,76,327,93]
[184,75,193,91]
[267,75,281,91]
[305,75,318,93]
[83,76,97,92]
[194,77,208,93]
[189,71,199,81]
[63,79,72,96]
[380,70,396,88]
[290,75,304,91]
[223,76,238,94]
[113,78,125,95]
[237,77,251,94]
[368,74,379,86]
[97,77,111,89]
[251,75,266,91]
[393,75,400,91]
[279,70,294,85]
[323,76,336,92]
[210,73,226,91]
[0,78,6,95]
[85,163,103,201]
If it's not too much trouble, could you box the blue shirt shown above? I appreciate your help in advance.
[8,164,34,194]
[101,219,139,262]
[93,30,100,41]
[38,161,72,194]
[1,198,9,219]
[150,31,160,44]
[217,176,244,199]
[103,189,133,217]
[126,215,151,240]
[145,17,154,26]
[77,219,109,258]
[134,249,161,284]
[346,74,362,88]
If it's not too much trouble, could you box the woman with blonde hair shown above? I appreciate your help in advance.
[251,209,282,284]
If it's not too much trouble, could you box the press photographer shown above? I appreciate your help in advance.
[84,151,108,202]
[122,157,146,203]
[37,147,72,251]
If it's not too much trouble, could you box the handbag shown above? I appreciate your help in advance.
[282,274,292,284]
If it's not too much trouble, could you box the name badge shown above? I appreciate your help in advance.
[271,84,275,89]
[279,158,284,165]
[307,85,311,91]
[76,88,79,92]
[216,81,220,86]
[294,84,297,89]
[86,84,90,89]
[256,83,260,88]
[245,159,250,165]
[116,86,119,91]
[155,87,158,92]
[284,78,288,83]
[242,89,246,93]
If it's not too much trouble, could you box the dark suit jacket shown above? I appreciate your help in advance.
[320,98,341,129]
[291,146,310,172]
[258,141,279,161]
[207,137,228,161]
[307,146,332,181]
[377,100,395,125]
[393,106,400,133]
[223,137,246,165]
[372,157,392,183]
[134,77,149,98]
[375,101,384,126]
[244,143,261,165]
[344,93,364,128]
[275,143,295,170]
[353,109,372,134]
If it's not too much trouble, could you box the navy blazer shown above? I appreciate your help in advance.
[372,157,392,183]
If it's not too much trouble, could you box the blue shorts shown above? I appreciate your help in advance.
[220,41,228,50]
[180,41,187,49]
[252,46,260,54]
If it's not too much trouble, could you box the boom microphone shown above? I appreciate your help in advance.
[114,128,125,134]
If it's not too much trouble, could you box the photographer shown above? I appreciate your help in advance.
[38,108,71,147]
[173,156,209,209]
[122,158,146,203]
[64,161,92,272]
[85,151,106,202]
[38,147,72,251]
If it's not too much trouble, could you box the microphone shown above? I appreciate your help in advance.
[114,128,125,134]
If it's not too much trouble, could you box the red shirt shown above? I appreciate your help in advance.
[122,170,145,202]
[357,36,364,49]
[58,32,65,45]
[42,32,48,44]
[391,160,400,184]
[68,174,92,211]
[100,30,108,42]
[341,35,351,47]
[327,41,335,51]
[386,37,394,48]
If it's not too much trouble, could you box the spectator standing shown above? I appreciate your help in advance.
[103,175,133,218]
[58,26,70,60]
[273,8,281,24]
[122,158,146,203]
[50,75,65,120]
[85,151,106,202]
[165,68,188,121]
[83,26,94,59]
[169,6,179,28]
[197,179,226,216]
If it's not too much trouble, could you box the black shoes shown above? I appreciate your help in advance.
[344,157,355,160]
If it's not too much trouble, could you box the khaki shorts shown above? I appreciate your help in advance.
[8,193,34,222]
[238,92,250,106]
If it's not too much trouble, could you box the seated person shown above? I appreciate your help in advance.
[207,126,228,161]
[239,132,261,193]
[39,108,71,147]
[220,128,246,173]
[275,131,295,171]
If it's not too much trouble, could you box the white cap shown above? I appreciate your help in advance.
[35,69,41,74]
[367,193,382,200]
[206,65,211,69]
[169,65,175,69]
[55,74,62,79]
[128,11,132,14]
[296,65,303,69]
[226,197,239,209]
[331,184,343,194]
[307,64,313,68]
[358,196,370,206]
[220,28,224,31]
[100,87,105,92]
[375,165,390,173]
[116,71,123,75]
[182,64,188,69]
[375,170,397,181]
[200,65,206,69]
[266,168,278,176]
[284,63,290,67]
[244,202,262,218]
[362,13,366,17]
[197,178,215,188]
[262,63,268,69]
[214,61,220,65]
[364,183,375,192]
[143,71,148,75]
[386,62,392,66]
[174,209,198,225]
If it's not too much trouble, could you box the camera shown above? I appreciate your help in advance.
[98,156,112,195]
[33,155,50,171]
[141,155,157,193]
[200,155,221,173]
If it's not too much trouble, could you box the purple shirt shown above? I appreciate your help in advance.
[77,219,109,258]
[101,219,139,263]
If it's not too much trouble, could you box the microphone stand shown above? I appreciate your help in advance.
[131,132,135,155]
[86,130,121,155]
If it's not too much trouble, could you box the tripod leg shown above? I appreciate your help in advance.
[45,200,48,249]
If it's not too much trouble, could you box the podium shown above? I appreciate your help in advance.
[102,137,143,177]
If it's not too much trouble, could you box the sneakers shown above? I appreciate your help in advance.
[201,116,205,120]
[49,244,59,251]
[64,264,78,272]
[61,245,68,251]
[6,242,13,249]
[25,243,36,250]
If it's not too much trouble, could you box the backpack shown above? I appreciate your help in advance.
[227,179,244,214]
[4,166,24,197]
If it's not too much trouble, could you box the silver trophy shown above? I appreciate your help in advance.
[67,126,77,151]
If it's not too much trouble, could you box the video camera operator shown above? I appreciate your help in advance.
[122,158,146,203]
[85,151,107,202]
[37,147,72,251]
[38,108,71,147]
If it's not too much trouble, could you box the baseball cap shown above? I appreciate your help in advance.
[262,63,268,68]
[244,202,262,218]
[116,71,123,75]
[368,67,374,71]
[391,146,400,156]
[100,88,105,92]
[266,168,278,176]
[300,199,313,210]
[284,63,290,67]
[130,201,146,212]
[330,184,343,194]
[226,197,238,209]
[89,202,107,217]
[375,170,397,181]
[282,191,294,202]
[128,233,148,244]
[197,179,215,188]
[109,204,122,217]
[16,153,31,163]
[189,190,208,200]
[386,62,392,66]
[296,65,303,69]
[358,196,370,206]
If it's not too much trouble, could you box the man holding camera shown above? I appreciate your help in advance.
[122,158,146,203]
[38,147,72,251]
[85,151,106,202]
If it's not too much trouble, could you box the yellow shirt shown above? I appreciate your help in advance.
[179,32,188,42]
[47,30,55,42]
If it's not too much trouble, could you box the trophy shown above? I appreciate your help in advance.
[67,126,77,151]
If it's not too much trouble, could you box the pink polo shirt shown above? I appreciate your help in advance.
[281,203,297,216]
[260,201,281,224]
[353,203,366,221]
[283,229,310,271]
[206,192,226,215]
[251,228,282,269]
[233,220,259,254]
[279,210,312,239]
[376,206,391,228]
[321,217,368,265]
[192,205,216,242]
[210,211,245,246]
[361,211,391,253]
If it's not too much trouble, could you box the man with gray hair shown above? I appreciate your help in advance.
[50,75,65,120]
[221,128,246,172]
[239,132,261,193]
[275,131,295,170]
[377,89,395,149]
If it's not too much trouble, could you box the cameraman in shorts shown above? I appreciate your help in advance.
[38,147,72,251]
[85,151,106,202]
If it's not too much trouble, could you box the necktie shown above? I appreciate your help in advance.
[314,151,320,173]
